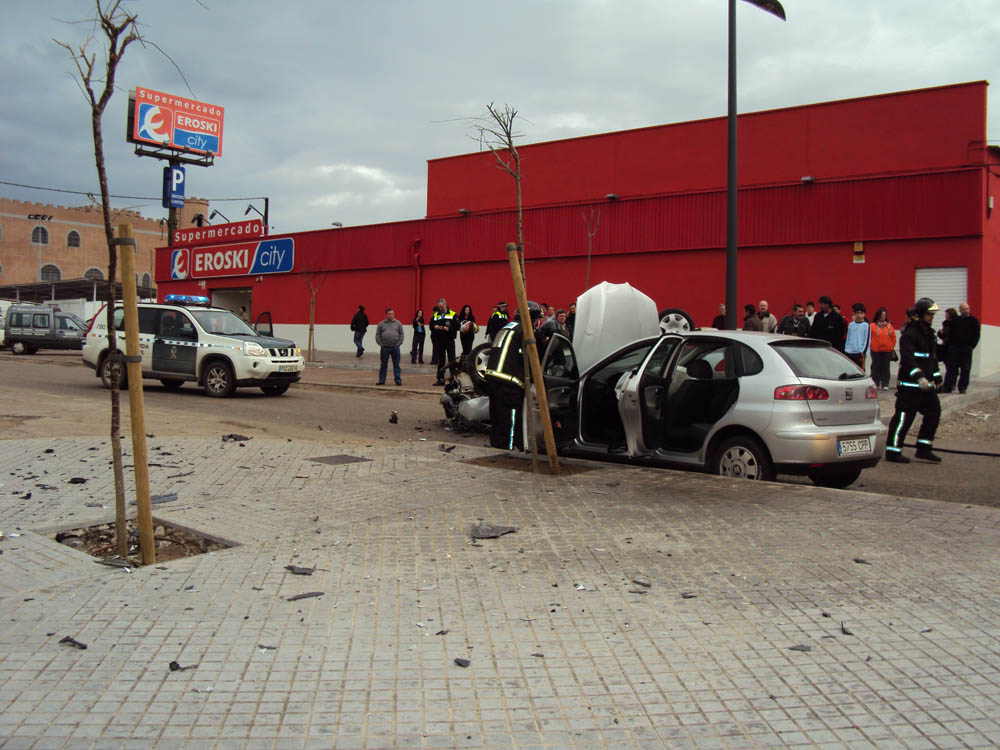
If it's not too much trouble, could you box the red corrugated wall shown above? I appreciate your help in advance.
[426,81,988,217]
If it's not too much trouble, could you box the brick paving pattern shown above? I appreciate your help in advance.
[1,437,999,748]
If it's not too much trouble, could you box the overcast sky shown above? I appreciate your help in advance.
[2,1,999,233]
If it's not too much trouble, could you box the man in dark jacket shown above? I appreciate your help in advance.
[943,302,980,394]
[885,298,943,463]
[777,303,810,336]
[431,297,457,385]
[350,305,369,357]
[808,295,846,351]
[485,301,510,344]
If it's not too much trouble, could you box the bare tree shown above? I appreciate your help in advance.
[56,0,140,559]
[302,268,329,361]
[469,103,539,466]
[582,206,600,291]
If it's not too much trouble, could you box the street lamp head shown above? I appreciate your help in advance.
[742,0,786,21]
[209,209,230,223]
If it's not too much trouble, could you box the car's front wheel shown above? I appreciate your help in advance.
[160,378,184,391]
[100,353,128,390]
[260,383,290,396]
[202,361,235,398]
[10,341,27,355]
[711,435,774,481]
[808,467,862,489]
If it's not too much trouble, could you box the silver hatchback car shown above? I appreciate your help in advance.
[538,328,887,488]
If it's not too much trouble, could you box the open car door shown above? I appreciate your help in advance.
[253,311,273,337]
[529,333,579,449]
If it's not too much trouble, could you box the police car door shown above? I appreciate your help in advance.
[539,333,580,447]
[152,310,198,376]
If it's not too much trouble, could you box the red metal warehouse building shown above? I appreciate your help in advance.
[156,81,999,374]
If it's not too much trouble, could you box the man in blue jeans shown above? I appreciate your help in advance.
[375,307,405,386]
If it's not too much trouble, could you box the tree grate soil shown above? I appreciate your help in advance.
[460,454,594,476]
[52,519,231,566]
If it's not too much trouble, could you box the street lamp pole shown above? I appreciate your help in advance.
[725,0,785,330]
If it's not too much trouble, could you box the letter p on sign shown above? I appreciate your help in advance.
[162,165,186,209]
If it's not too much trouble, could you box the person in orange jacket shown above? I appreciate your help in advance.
[869,306,897,390]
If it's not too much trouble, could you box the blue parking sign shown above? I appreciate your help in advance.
[162,165,185,209]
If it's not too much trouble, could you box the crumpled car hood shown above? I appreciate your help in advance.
[573,282,660,375]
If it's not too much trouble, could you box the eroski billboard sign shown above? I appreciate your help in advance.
[171,238,294,280]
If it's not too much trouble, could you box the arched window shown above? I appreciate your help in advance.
[32,226,49,244]
[67,230,81,248]
[40,264,61,282]
[141,272,151,287]
[84,267,104,280]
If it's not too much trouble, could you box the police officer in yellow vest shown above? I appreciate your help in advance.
[484,301,542,450]
[431,297,457,386]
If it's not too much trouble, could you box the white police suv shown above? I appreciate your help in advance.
[82,295,305,397]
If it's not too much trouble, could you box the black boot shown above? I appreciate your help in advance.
[885,451,910,464]
[915,448,942,463]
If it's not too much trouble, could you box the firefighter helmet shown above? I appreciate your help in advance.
[913,297,940,317]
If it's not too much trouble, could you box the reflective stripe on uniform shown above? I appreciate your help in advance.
[890,412,909,447]
[898,381,921,388]
[913,352,931,358]
[917,438,933,446]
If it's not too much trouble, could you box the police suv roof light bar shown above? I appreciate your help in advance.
[164,294,211,307]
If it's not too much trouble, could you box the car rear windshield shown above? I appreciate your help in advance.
[770,341,865,380]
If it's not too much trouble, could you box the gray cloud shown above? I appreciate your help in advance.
[2,0,998,233]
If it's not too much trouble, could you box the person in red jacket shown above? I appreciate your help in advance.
[869,307,897,390]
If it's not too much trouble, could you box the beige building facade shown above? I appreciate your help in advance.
[0,196,211,291]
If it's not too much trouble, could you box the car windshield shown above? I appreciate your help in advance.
[771,341,866,380]
[190,309,258,336]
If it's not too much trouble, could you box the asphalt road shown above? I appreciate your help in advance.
[3,351,998,508]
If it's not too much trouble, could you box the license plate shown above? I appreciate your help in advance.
[278,365,298,373]
[838,436,872,456]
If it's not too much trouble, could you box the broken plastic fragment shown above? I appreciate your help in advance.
[286,591,324,601]
[59,636,88,650]
[470,522,517,540]
[453,657,470,668]
[284,565,315,576]
[788,644,812,652]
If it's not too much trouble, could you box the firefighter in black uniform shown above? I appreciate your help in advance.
[485,301,510,344]
[885,298,943,463]
[484,301,542,450]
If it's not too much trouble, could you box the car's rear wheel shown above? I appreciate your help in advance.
[658,308,694,334]
[711,435,774,481]
[100,353,128,390]
[808,467,862,489]
[160,378,184,391]
[202,361,235,398]
[261,383,290,396]
[11,341,27,355]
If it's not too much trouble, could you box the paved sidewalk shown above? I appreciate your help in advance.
[1,433,999,748]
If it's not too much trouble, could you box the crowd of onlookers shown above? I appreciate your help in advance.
[723,296,981,393]
[347,293,981,393]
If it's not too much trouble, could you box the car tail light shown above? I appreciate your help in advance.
[774,384,829,400]
[865,385,878,399]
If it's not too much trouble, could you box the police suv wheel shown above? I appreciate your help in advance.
[712,436,774,481]
[11,341,26,355]
[261,383,290,396]
[203,362,235,398]
[100,353,128,390]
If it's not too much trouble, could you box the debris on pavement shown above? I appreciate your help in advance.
[257,644,277,651]
[788,644,812,652]
[389,411,398,424]
[470,522,517,540]
[628,589,648,595]
[853,558,872,565]
[168,661,198,671]
[681,592,698,599]
[68,477,88,484]
[630,576,651,588]
[221,434,251,443]
[284,565,316,576]
[59,636,88,650]
[841,622,854,636]
[453,658,470,668]
[921,627,934,633]
[150,493,179,505]
[531,653,544,658]
[439,443,457,452]
[434,629,449,636]
[286,591,324,601]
